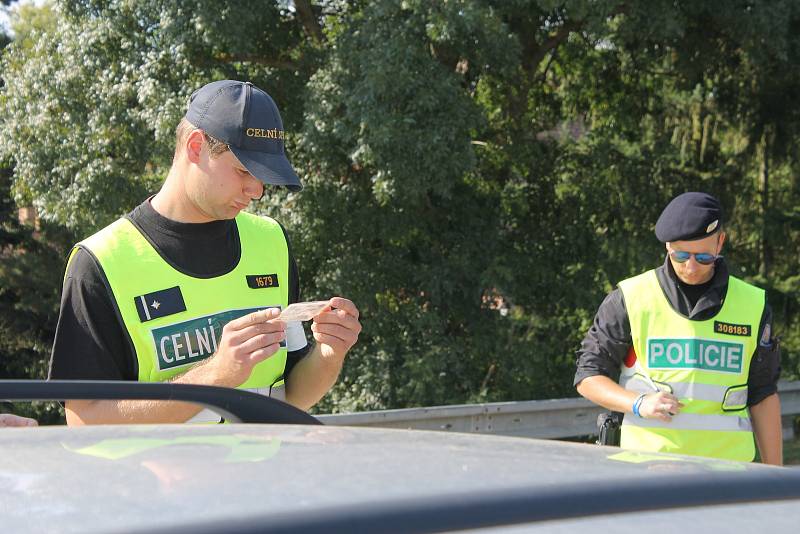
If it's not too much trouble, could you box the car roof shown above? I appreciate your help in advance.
[476,500,800,534]
[3,424,798,533]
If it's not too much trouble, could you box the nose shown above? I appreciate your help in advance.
[683,255,708,274]
[244,174,264,200]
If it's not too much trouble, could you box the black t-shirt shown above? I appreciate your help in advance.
[48,199,309,382]
[677,276,714,311]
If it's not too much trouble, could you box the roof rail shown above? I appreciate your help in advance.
[0,380,321,425]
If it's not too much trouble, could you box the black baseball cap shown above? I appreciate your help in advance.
[185,80,302,192]
[655,192,723,242]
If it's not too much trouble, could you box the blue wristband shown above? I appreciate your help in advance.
[632,394,646,418]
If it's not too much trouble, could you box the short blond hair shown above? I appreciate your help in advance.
[174,117,229,158]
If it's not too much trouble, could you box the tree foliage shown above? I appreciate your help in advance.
[1,0,799,415]
[0,2,70,422]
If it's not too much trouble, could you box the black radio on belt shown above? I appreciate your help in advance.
[596,412,623,447]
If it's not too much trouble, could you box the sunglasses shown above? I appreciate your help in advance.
[668,250,719,265]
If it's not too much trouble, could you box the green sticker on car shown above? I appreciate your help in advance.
[647,338,744,373]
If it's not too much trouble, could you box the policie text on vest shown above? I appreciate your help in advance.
[648,338,744,374]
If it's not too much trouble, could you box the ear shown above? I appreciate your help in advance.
[185,129,205,164]
[717,231,726,253]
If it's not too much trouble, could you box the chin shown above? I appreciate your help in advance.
[681,273,709,285]
[214,209,238,220]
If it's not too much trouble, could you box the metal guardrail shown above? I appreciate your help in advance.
[318,380,800,441]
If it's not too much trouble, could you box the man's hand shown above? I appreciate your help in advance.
[310,297,361,362]
[206,307,286,388]
[639,391,684,422]
[284,297,362,410]
[0,413,38,427]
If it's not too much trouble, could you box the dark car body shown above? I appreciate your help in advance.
[2,381,799,533]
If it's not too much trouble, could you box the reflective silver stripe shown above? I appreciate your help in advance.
[269,384,286,402]
[724,388,748,409]
[620,375,670,394]
[672,383,727,403]
[244,385,286,402]
[187,385,286,423]
[187,408,223,424]
[623,412,752,432]
[621,376,745,405]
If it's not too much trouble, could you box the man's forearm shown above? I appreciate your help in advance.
[576,375,639,414]
[750,393,783,466]
[65,398,204,425]
[65,358,233,425]
[285,344,343,411]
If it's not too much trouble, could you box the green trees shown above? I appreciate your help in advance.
[1,2,70,421]
[1,1,799,415]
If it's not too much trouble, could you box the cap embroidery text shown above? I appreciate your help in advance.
[246,128,285,140]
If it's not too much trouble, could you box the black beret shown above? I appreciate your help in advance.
[655,192,723,242]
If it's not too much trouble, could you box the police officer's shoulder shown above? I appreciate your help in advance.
[65,246,105,282]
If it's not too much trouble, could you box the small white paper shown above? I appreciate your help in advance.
[278,301,330,322]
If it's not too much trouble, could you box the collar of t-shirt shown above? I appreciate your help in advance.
[654,255,729,321]
[127,198,241,277]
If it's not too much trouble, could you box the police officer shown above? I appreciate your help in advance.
[48,80,362,424]
[575,192,782,464]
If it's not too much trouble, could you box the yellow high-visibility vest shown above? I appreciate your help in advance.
[76,211,290,406]
[617,270,763,461]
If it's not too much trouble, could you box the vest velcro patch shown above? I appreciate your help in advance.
[714,321,752,337]
[134,286,186,323]
[648,338,744,374]
[246,274,279,289]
